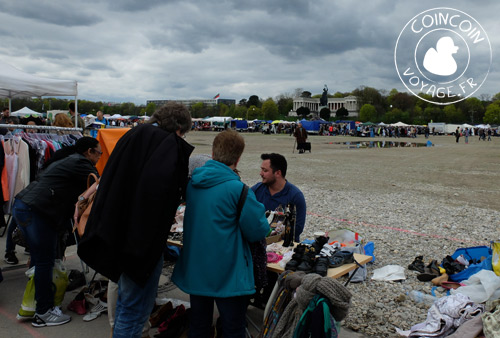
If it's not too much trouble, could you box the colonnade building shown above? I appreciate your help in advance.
[147,98,236,108]
[291,95,359,117]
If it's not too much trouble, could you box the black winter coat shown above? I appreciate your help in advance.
[16,153,97,232]
[78,124,194,287]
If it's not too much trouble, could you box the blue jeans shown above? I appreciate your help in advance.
[12,199,58,314]
[189,294,249,338]
[113,257,163,338]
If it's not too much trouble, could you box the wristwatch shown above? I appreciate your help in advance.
[78,196,86,202]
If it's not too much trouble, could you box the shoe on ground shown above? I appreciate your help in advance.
[4,251,19,265]
[149,301,174,327]
[17,311,35,321]
[408,256,425,273]
[431,273,449,286]
[83,300,108,322]
[32,307,71,327]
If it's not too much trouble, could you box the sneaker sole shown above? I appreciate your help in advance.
[4,259,19,265]
[16,314,34,321]
[32,317,71,327]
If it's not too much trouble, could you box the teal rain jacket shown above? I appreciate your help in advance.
[172,160,270,297]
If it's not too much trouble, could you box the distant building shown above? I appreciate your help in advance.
[147,98,236,108]
[291,95,359,117]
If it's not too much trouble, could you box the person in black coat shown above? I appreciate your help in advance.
[78,102,194,338]
[13,137,101,327]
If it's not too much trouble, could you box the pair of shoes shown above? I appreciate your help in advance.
[417,260,441,282]
[313,256,329,277]
[408,256,425,273]
[83,300,107,322]
[320,243,339,257]
[328,251,354,268]
[32,307,71,327]
[296,249,316,273]
[4,251,19,265]
[149,301,174,328]
[285,244,307,271]
[311,236,329,253]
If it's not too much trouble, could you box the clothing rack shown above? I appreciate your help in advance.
[0,124,83,132]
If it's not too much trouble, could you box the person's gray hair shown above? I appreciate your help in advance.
[148,102,192,134]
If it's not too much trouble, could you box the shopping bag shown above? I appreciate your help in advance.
[18,260,69,318]
[492,240,500,276]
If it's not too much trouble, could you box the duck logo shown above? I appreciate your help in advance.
[395,8,492,105]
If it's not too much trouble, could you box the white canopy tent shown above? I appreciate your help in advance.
[0,60,79,126]
[11,106,43,117]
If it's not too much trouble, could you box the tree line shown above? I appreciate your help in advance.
[4,86,500,125]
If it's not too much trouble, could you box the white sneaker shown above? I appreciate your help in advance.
[83,300,108,322]
[32,307,71,327]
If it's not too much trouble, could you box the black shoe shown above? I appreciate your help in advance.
[408,256,425,273]
[285,244,306,271]
[296,251,315,273]
[328,250,354,268]
[4,251,19,265]
[311,236,329,253]
[313,256,329,277]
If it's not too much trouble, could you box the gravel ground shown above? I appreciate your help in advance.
[183,131,500,337]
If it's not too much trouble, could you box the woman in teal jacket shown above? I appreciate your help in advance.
[172,130,269,337]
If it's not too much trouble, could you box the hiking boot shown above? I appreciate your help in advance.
[313,256,329,277]
[311,236,329,253]
[296,251,315,273]
[32,307,71,327]
[4,251,19,265]
[285,244,306,271]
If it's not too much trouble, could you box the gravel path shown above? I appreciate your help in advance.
[185,131,500,337]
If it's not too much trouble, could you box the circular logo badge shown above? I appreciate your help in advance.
[395,8,492,105]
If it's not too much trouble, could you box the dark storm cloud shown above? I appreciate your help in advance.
[0,2,102,27]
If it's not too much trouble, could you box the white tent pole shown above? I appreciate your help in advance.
[74,95,78,128]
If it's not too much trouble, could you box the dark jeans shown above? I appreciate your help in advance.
[5,217,18,253]
[12,199,58,314]
[189,294,249,338]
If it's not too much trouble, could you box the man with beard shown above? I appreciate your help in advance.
[252,153,306,242]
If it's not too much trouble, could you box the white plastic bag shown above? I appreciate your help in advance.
[371,265,406,281]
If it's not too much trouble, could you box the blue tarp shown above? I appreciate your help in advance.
[335,120,356,129]
[300,119,328,132]
[234,120,248,129]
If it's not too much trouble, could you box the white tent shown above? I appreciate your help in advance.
[11,106,43,117]
[392,121,410,127]
[0,60,79,126]
[0,60,77,98]
[461,123,474,128]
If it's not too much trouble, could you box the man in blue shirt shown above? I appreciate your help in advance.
[252,153,306,242]
[90,110,109,138]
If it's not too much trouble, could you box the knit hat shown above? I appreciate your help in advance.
[188,154,211,177]
[296,274,322,309]
[284,271,305,291]
[316,277,352,321]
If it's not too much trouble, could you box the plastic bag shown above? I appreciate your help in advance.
[327,229,362,246]
[492,240,500,276]
[18,259,69,317]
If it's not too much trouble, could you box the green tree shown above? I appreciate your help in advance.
[483,102,500,124]
[296,106,310,118]
[276,95,293,117]
[359,104,377,122]
[425,106,445,122]
[463,97,484,124]
[332,91,345,98]
[247,95,261,108]
[247,105,261,120]
[319,107,331,120]
[233,105,247,119]
[218,103,229,116]
[261,99,279,120]
[335,107,349,119]
[444,105,465,123]
[145,102,156,116]
[492,92,500,102]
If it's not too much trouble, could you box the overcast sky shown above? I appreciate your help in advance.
[0,0,498,105]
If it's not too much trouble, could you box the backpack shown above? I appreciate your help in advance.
[73,173,99,237]
[293,295,340,338]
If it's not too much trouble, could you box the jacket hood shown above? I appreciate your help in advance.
[190,159,239,189]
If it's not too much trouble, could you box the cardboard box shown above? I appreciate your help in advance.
[266,234,282,245]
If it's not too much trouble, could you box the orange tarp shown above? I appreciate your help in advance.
[95,128,130,175]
